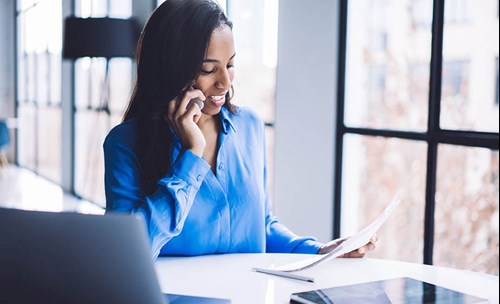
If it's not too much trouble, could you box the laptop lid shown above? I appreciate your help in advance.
[0,208,166,304]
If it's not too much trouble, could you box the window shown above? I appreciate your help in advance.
[227,0,278,198]
[440,60,470,128]
[444,0,470,23]
[411,0,433,28]
[434,146,499,273]
[442,60,469,97]
[337,0,499,274]
[15,0,134,207]
[344,0,430,132]
[341,134,426,262]
[441,0,499,133]
[73,0,133,206]
[16,0,63,184]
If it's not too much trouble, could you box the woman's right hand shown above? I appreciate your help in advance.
[167,89,206,157]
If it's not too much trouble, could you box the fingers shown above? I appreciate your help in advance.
[357,242,375,254]
[339,249,365,258]
[185,100,203,124]
[340,235,379,258]
[347,251,365,258]
[174,90,205,120]
[357,236,377,254]
[167,89,205,129]
[325,235,379,258]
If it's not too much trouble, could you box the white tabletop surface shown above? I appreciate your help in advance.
[155,253,499,304]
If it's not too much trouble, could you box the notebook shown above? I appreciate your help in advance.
[0,207,230,304]
[290,277,488,304]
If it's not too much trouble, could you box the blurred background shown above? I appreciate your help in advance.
[0,0,498,275]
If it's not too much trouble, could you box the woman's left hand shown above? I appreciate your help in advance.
[317,235,378,258]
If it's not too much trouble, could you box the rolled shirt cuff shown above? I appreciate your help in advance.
[292,239,324,254]
[169,149,211,190]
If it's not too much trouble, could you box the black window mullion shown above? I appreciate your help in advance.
[424,142,438,265]
[437,130,499,150]
[344,127,427,142]
[333,0,348,240]
[424,0,445,266]
[338,126,499,157]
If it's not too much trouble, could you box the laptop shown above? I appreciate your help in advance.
[0,207,230,304]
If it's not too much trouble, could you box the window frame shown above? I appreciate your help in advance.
[334,0,499,265]
[15,0,64,185]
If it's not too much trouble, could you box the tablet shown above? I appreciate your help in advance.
[290,277,488,304]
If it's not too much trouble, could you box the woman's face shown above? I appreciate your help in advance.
[194,25,235,116]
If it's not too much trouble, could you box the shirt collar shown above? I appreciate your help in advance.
[219,106,236,134]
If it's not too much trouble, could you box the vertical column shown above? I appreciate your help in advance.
[61,0,74,192]
[274,0,339,242]
[0,1,16,162]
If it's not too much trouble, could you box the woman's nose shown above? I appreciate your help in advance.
[215,68,232,90]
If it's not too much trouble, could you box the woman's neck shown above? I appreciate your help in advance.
[197,113,219,131]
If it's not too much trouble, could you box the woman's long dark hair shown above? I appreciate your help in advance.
[123,0,236,195]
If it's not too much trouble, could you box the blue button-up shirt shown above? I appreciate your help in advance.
[104,106,322,259]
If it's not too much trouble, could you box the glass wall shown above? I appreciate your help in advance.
[16,0,63,184]
[344,0,431,132]
[73,0,134,206]
[342,134,427,262]
[434,146,499,273]
[340,0,499,274]
[15,0,134,207]
[440,0,499,132]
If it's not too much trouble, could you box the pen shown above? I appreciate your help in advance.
[251,267,315,283]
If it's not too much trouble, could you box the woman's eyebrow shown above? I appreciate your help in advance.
[203,53,236,63]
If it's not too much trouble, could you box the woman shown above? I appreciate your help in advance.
[104,0,377,259]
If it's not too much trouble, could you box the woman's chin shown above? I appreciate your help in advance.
[201,105,223,116]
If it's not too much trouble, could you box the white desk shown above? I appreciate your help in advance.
[155,253,499,304]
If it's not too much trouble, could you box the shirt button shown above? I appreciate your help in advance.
[196,175,202,182]
[218,163,224,170]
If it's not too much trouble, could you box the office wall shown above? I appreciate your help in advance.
[274,0,339,242]
[0,1,16,161]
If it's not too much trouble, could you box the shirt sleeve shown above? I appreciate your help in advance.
[259,124,324,254]
[103,136,210,259]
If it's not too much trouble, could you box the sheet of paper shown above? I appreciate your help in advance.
[268,194,401,273]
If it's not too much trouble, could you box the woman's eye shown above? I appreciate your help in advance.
[200,63,233,74]
[201,69,216,74]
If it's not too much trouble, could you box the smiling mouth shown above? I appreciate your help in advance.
[210,95,225,101]
[208,92,227,107]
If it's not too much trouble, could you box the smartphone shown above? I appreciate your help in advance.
[186,97,204,111]
[184,84,204,111]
